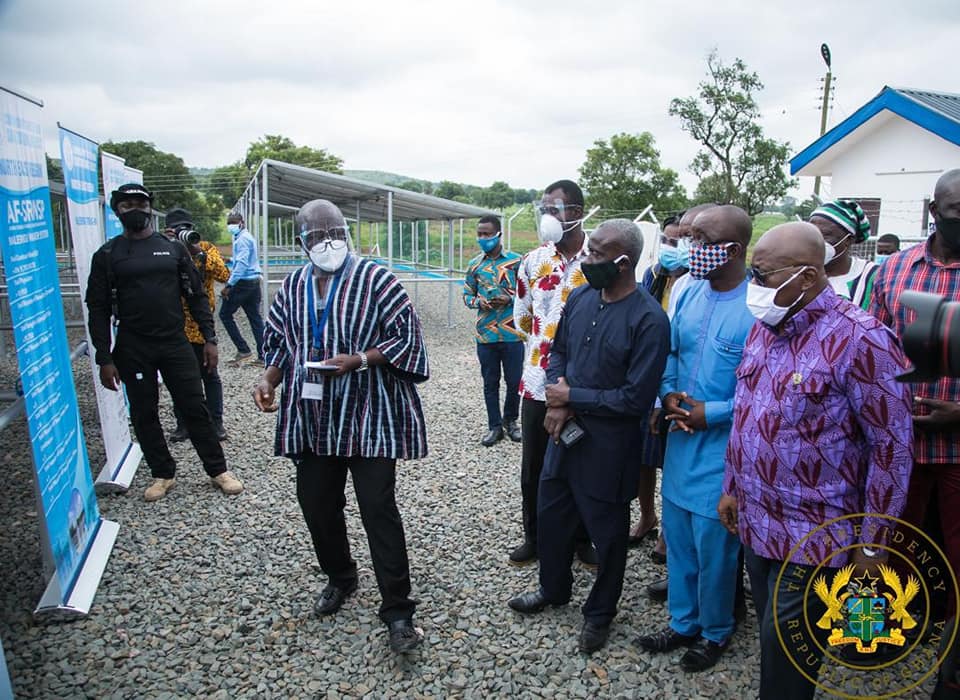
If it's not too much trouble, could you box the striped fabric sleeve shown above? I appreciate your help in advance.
[373,269,429,384]
[263,272,292,370]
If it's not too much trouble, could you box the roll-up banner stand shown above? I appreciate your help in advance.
[58,124,142,492]
[0,85,118,619]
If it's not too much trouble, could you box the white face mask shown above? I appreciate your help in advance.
[537,213,582,244]
[823,233,851,265]
[746,268,809,327]
[308,239,349,272]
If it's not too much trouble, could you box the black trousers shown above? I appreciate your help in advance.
[113,332,226,479]
[744,546,833,700]
[295,452,416,623]
[172,342,224,424]
[519,398,588,547]
[538,474,630,625]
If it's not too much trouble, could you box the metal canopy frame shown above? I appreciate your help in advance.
[253,159,497,222]
[233,159,501,326]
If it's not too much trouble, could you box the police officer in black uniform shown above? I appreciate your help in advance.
[85,184,243,501]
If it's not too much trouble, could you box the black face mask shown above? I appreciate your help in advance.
[119,209,151,233]
[582,255,628,290]
[935,215,960,252]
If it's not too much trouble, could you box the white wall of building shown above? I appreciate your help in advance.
[824,114,960,236]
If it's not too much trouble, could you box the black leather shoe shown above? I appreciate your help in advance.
[313,581,357,616]
[387,618,423,653]
[481,427,504,447]
[509,540,537,566]
[576,542,599,570]
[504,420,522,442]
[680,637,729,671]
[169,425,189,443]
[508,590,564,614]
[635,626,698,653]
[579,621,611,654]
[647,577,668,602]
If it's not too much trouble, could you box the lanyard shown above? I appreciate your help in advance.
[307,272,341,349]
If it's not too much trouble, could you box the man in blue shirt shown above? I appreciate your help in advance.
[462,216,523,446]
[635,205,755,671]
[220,212,265,364]
[508,219,670,654]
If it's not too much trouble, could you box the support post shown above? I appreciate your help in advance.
[386,192,394,269]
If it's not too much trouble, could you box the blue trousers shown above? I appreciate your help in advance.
[662,496,740,643]
[219,278,264,358]
[476,341,522,430]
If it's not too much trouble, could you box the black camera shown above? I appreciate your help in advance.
[177,228,201,245]
[896,291,960,381]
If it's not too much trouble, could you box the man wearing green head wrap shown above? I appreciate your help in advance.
[808,199,877,309]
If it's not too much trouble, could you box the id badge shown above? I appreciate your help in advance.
[302,381,324,401]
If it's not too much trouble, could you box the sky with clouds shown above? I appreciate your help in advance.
[1,0,957,195]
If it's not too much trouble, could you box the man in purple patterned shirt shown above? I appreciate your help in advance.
[718,222,913,700]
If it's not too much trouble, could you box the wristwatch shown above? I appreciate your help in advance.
[356,351,369,372]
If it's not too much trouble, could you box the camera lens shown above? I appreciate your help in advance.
[178,229,200,245]
[897,290,960,381]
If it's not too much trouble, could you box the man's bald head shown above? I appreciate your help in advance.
[680,203,716,228]
[594,218,643,265]
[296,199,347,234]
[753,222,826,270]
[934,169,960,202]
[692,205,752,246]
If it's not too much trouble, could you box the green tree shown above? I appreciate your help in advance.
[578,132,687,215]
[434,180,465,200]
[102,140,224,242]
[206,162,249,210]
[795,197,818,221]
[244,134,343,172]
[481,181,514,209]
[46,155,63,182]
[669,51,795,215]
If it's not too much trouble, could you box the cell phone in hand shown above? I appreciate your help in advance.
[305,361,339,371]
[559,418,586,447]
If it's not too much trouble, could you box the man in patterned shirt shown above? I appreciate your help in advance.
[162,208,232,442]
[870,169,960,588]
[253,199,428,654]
[463,215,523,446]
[511,179,596,568]
[719,222,913,700]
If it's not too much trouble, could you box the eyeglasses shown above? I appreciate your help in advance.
[750,264,802,286]
[535,200,581,219]
[301,227,349,249]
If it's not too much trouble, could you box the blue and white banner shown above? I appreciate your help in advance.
[59,126,139,485]
[100,151,126,240]
[0,87,101,599]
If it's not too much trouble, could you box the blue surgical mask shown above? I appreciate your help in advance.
[874,253,890,264]
[478,234,500,253]
[227,223,242,236]
[658,238,690,271]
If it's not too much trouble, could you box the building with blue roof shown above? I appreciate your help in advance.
[790,86,960,238]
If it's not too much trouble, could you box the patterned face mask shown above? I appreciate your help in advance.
[688,241,733,279]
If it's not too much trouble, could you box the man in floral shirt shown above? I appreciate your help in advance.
[510,180,595,568]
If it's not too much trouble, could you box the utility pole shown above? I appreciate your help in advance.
[814,43,832,198]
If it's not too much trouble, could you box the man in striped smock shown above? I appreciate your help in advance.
[253,199,428,654]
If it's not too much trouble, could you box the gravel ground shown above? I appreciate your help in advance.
[0,277,941,699]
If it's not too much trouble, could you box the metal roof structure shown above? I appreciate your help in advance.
[790,86,960,176]
[251,159,499,222]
